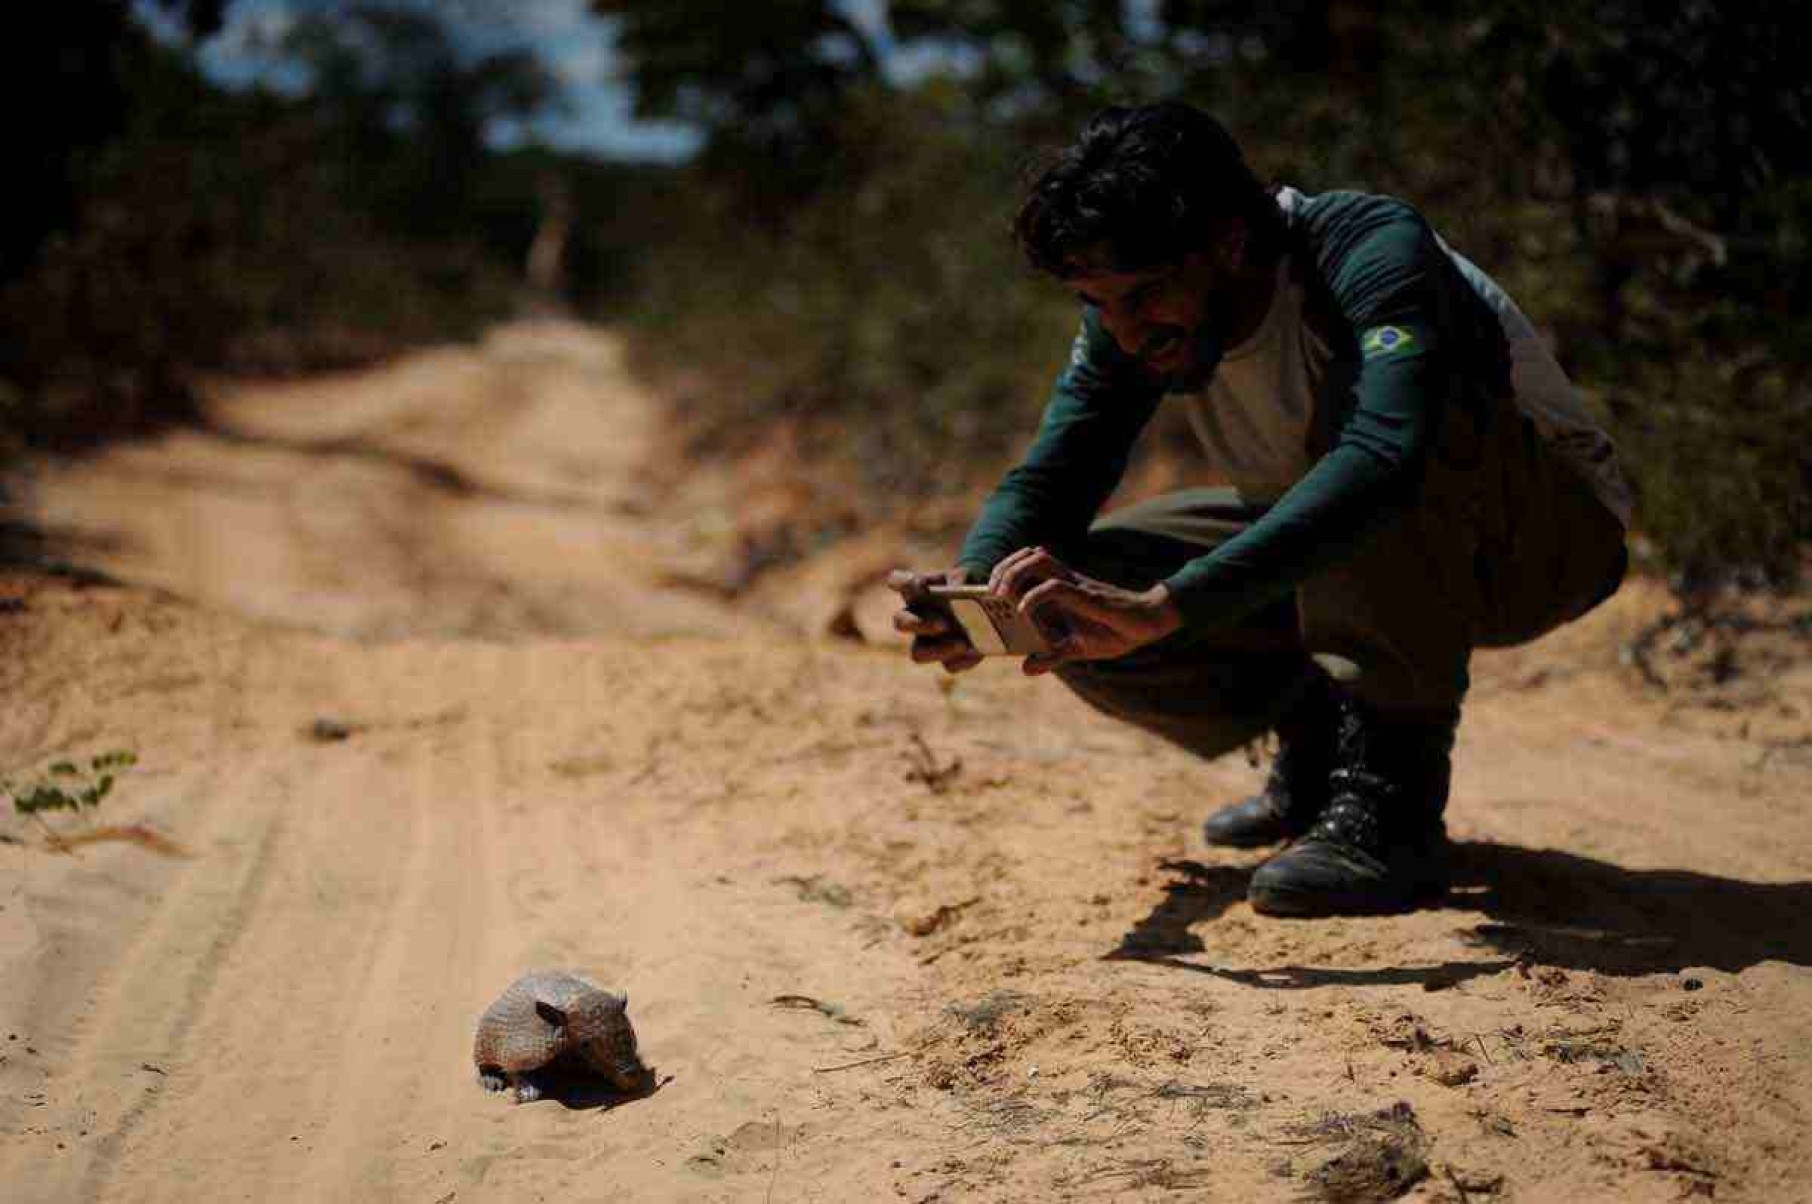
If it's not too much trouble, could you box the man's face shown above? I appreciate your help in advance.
[1065,233,1243,389]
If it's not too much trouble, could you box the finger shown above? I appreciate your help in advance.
[995,547,1066,603]
[987,546,1040,594]
[894,609,950,636]
[1017,577,1071,619]
[1022,635,1082,676]
[1018,578,1089,645]
[993,546,1049,594]
[941,649,984,675]
[910,635,973,664]
[886,569,927,601]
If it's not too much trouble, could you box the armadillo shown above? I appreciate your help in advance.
[473,970,649,1102]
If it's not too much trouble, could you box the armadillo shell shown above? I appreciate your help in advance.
[473,970,612,1074]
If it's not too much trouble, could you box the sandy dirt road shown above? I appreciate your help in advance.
[2,322,1809,1202]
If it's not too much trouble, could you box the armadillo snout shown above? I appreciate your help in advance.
[608,1059,653,1092]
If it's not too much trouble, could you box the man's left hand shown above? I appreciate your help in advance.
[990,546,1184,675]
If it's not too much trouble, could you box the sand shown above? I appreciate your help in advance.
[2,322,1808,1202]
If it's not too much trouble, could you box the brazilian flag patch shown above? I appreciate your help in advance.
[1361,325,1416,357]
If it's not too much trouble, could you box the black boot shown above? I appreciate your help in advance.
[1247,699,1455,916]
[1202,667,1342,848]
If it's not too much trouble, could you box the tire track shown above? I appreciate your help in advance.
[56,767,288,1204]
[291,643,493,1202]
[0,629,257,1204]
[52,643,494,1203]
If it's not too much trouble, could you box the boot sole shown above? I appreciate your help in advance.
[1248,879,1446,918]
[1202,827,1295,849]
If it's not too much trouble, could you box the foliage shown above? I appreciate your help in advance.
[5,751,138,822]
[590,0,885,207]
[603,0,1810,588]
[2,1,229,283]
[0,4,580,451]
[281,5,560,238]
[1145,1,1812,584]
[619,87,1074,502]
[891,0,1152,114]
[0,39,510,445]
[4,2,1805,591]
[591,1,880,138]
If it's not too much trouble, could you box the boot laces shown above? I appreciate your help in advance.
[1302,769,1390,853]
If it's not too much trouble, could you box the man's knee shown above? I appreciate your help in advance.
[1063,523,1187,591]
[1068,486,1262,587]
[1052,656,1277,762]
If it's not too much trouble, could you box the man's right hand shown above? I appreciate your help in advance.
[887,567,983,675]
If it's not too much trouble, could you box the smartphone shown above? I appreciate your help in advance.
[922,584,1053,657]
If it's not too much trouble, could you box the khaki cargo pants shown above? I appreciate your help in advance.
[1053,392,1629,758]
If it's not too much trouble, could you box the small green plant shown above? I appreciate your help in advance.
[5,751,138,848]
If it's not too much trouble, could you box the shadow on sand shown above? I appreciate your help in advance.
[1107,840,1812,989]
[505,1065,669,1112]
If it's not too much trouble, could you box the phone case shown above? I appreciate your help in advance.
[924,586,1051,656]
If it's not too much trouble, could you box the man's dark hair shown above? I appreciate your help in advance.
[1014,101,1282,278]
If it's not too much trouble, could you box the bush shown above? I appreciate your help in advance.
[617,62,1808,591]
[0,36,518,449]
[617,88,1074,507]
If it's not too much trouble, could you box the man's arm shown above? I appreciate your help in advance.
[957,307,1162,579]
[1159,207,1478,628]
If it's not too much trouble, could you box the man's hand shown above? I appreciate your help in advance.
[887,567,984,675]
[991,546,1183,675]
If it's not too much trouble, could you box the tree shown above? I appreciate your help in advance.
[281,4,560,236]
[589,0,883,177]
[890,0,1142,114]
[2,1,231,281]
[592,0,880,129]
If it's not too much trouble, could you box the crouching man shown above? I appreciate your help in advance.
[891,102,1630,917]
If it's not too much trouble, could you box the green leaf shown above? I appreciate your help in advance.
[16,785,75,815]
[49,762,78,776]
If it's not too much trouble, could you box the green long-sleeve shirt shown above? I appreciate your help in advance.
[958,190,1510,629]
